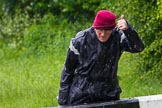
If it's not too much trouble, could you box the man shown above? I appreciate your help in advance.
[58,10,144,105]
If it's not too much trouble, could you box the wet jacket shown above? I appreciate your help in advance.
[58,23,144,105]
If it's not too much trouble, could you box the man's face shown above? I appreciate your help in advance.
[95,29,113,42]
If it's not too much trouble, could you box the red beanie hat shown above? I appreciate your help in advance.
[92,10,116,30]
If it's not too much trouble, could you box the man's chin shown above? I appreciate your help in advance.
[99,39,107,43]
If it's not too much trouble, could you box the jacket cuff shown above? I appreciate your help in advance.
[58,91,68,105]
[123,21,134,35]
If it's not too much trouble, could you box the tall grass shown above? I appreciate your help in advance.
[0,53,65,108]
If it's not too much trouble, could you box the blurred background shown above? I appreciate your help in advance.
[0,0,162,108]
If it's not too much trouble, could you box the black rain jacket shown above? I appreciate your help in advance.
[58,23,144,105]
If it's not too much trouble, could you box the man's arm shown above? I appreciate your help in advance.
[122,23,144,52]
[58,40,79,105]
[117,15,145,52]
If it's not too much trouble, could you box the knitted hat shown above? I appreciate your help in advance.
[92,10,116,30]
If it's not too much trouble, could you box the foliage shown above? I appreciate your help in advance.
[23,13,57,56]
[2,0,101,22]
[158,0,162,19]
[0,11,33,48]
[118,52,162,98]
[130,0,162,81]
[23,13,91,56]
[138,38,162,80]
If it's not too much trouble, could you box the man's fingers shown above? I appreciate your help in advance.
[117,14,128,30]
[120,15,124,19]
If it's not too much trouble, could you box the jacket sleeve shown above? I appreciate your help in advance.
[58,39,79,105]
[119,22,145,53]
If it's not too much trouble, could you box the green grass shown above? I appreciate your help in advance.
[0,53,65,108]
[0,50,162,108]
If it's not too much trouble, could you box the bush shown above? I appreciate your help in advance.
[0,11,33,48]
[23,13,91,56]
[133,0,162,81]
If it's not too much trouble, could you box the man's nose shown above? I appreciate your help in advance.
[100,30,106,36]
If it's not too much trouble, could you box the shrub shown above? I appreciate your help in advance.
[0,11,33,48]
[23,13,91,56]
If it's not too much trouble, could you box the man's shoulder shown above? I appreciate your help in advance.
[75,28,91,39]
[112,27,120,34]
[71,27,94,49]
[72,27,92,42]
[112,28,123,38]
